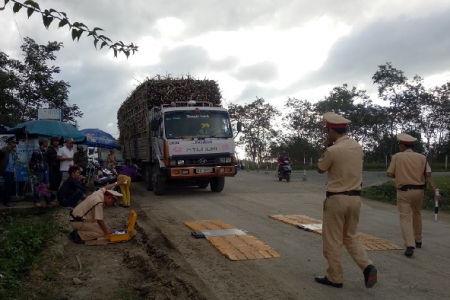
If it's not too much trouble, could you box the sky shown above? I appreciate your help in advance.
[1,0,450,138]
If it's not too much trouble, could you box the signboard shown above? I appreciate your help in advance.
[16,138,39,182]
[38,108,62,121]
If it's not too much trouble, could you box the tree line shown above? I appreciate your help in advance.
[228,63,450,167]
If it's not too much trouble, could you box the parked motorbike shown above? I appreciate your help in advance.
[86,159,118,190]
[278,160,292,182]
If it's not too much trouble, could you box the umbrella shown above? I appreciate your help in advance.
[80,128,121,150]
[9,119,86,142]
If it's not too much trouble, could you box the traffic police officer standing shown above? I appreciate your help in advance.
[316,112,377,289]
[387,133,441,257]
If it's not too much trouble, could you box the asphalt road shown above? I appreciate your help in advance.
[132,170,450,300]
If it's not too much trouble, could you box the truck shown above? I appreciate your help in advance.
[117,76,241,195]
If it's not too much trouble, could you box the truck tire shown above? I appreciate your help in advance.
[146,164,153,191]
[210,177,225,192]
[152,166,166,196]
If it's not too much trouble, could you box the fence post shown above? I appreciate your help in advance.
[446,155,448,170]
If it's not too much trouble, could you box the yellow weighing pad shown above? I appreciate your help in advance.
[184,220,280,261]
[269,214,403,251]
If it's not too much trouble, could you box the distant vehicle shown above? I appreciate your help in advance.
[278,160,292,182]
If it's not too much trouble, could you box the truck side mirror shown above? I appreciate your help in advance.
[237,121,242,133]
[151,119,159,131]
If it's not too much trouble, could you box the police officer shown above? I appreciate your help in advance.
[387,133,441,257]
[316,112,377,289]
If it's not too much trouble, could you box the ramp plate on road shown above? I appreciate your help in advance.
[184,220,280,260]
[269,214,403,251]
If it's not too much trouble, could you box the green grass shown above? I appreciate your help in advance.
[362,176,450,211]
[0,211,62,300]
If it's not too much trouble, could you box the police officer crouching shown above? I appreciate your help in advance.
[387,133,441,257]
[316,112,377,289]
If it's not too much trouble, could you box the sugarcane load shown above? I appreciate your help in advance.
[117,75,241,195]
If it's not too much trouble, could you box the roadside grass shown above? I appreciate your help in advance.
[0,210,63,300]
[362,176,450,211]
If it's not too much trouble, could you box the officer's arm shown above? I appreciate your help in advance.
[387,172,395,178]
[317,168,326,174]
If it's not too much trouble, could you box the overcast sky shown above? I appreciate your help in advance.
[1,0,450,137]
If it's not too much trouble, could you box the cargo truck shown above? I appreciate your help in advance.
[117,77,241,195]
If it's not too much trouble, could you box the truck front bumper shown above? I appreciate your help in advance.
[165,165,236,179]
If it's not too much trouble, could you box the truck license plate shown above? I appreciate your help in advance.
[196,167,213,173]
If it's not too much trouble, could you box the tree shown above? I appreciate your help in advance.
[0,37,82,126]
[1,0,138,58]
[228,98,279,167]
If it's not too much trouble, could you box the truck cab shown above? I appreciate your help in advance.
[147,101,239,195]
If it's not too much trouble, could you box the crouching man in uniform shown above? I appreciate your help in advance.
[69,177,126,243]
[315,112,377,289]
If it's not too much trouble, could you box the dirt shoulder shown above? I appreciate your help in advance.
[20,203,216,300]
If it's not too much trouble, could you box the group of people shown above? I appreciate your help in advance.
[313,112,441,289]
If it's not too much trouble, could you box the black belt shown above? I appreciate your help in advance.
[399,185,425,191]
[69,219,83,222]
[326,190,361,197]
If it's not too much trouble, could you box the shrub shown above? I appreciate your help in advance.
[0,211,62,299]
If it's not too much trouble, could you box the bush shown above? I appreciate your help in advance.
[0,211,62,299]
[362,176,450,211]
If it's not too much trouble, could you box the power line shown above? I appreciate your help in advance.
[9,1,24,44]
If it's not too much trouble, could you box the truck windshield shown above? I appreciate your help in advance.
[164,110,233,139]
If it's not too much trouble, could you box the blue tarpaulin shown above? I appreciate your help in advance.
[80,128,121,150]
[9,119,86,142]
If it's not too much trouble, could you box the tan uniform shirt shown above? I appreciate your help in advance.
[387,149,431,189]
[318,136,363,192]
[71,188,105,221]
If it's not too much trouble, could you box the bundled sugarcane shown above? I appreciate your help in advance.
[117,75,222,142]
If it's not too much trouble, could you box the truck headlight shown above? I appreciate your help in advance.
[170,160,176,166]
[220,157,232,163]
[177,160,185,165]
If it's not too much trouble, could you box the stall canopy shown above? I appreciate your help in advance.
[9,119,86,142]
[80,128,121,150]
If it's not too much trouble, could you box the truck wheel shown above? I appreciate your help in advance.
[210,177,225,192]
[146,164,153,191]
[152,166,166,196]
[198,180,209,189]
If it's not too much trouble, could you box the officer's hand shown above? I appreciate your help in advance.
[117,177,126,185]
[434,194,442,201]
[106,229,115,234]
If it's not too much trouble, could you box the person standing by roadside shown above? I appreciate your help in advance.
[107,149,116,171]
[315,112,377,289]
[0,136,18,207]
[387,133,441,257]
[73,145,88,176]
[29,138,57,207]
[117,160,138,208]
[57,138,74,181]
[46,136,62,203]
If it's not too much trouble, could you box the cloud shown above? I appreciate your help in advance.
[233,62,278,82]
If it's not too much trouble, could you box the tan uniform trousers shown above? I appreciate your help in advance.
[71,220,105,241]
[322,195,372,283]
[397,189,424,247]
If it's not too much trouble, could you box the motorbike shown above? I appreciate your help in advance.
[86,159,118,190]
[278,160,292,182]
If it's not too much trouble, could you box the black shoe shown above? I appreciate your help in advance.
[69,230,85,244]
[415,242,422,248]
[363,265,377,288]
[314,276,343,288]
[404,246,414,257]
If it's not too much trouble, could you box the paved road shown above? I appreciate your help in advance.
[132,170,450,300]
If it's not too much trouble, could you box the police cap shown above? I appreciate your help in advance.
[322,112,351,129]
[397,133,417,145]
